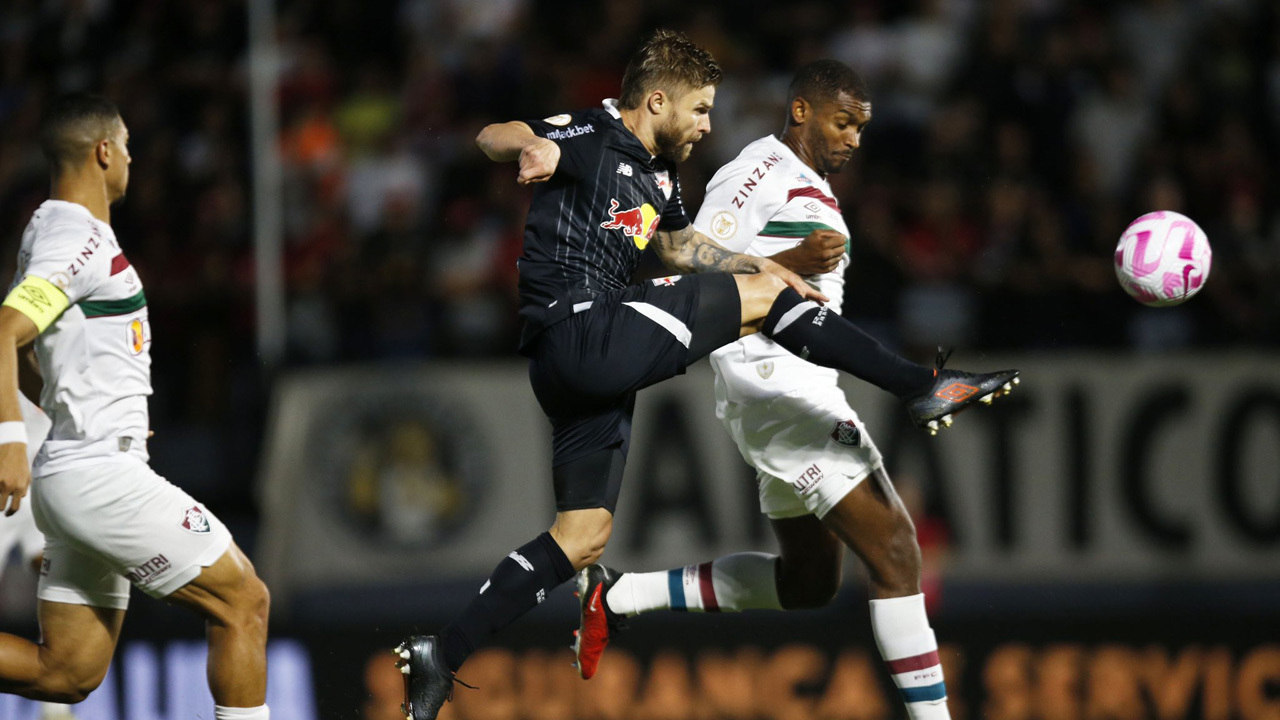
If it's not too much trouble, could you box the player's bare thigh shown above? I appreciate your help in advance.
[23,601,125,700]
[164,542,269,623]
[732,273,791,335]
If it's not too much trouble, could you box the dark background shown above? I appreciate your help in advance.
[1,1,1278,718]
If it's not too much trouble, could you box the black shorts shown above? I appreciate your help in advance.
[526,273,740,511]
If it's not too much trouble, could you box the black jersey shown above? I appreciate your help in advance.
[517,101,691,350]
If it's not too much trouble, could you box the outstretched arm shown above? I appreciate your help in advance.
[651,225,829,302]
[475,121,560,185]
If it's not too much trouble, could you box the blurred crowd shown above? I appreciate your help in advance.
[0,0,1278,521]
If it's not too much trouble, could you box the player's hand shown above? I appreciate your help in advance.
[517,138,560,185]
[773,229,846,275]
[757,257,830,304]
[0,443,30,516]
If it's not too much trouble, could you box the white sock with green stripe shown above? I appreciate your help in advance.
[606,552,782,615]
[869,593,950,720]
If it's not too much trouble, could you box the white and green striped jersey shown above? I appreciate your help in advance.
[13,200,151,474]
[694,135,849,407]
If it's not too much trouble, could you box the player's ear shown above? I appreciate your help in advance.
[646,89,666,116]
[95,138,111,169]
[789,97,809,126]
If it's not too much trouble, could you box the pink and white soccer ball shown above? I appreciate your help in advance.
[1114,211,1212,307]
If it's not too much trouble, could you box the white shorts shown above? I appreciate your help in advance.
[721,391,884,520]
[31,456,232,609]
[0,501,44,581]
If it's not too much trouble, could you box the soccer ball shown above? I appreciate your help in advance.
[1114,210,1212,307]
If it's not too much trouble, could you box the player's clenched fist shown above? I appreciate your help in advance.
[517,137,560,185]
[782,228,847,276]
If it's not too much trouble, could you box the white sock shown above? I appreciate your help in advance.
[869,593,950,720]
[39,702,77,720]
[606,552,782,615]
[215,705,270,720]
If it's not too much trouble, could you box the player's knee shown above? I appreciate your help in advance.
[874,515,923,596]
[550,509,613,570]
[736,271,787,303]
[558,526,611,569]
[201,563,270,638]
[893,518,923,573]
[777,561,841,610]
[230,573,271,637]
[564,528,610,568]
[577,544,606,568]
[779,574,840,610]
[64,675,104,704]
[734,273,790,330]
[809,568,842,607]
[242,574,271,627]
[41,663,108,704]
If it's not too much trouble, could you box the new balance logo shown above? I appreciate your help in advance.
[509,551,535,572]
[934,383,979,402]
[617,163,633,176]
[536,588,547,604]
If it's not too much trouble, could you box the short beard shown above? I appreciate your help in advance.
[664,144,693,163]
[821,157,848,176]
[654,116,693,162]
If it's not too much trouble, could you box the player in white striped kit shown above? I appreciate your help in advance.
[0,94,270,720]
[575,60,958,719]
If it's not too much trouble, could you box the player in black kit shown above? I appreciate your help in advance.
[396,30,1019,720]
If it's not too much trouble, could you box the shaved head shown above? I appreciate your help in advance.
[40,94,123,174]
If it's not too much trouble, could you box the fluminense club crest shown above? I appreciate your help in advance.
[181,505,211,534]
[831,419,862,447]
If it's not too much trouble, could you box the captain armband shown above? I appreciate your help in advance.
[2,275,70,333]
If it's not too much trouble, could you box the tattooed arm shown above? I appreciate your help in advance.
[651,225,762,273]
[651,225,829,302]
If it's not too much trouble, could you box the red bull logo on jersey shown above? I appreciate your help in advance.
[181,506,211,534]
[600,199,660,249]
